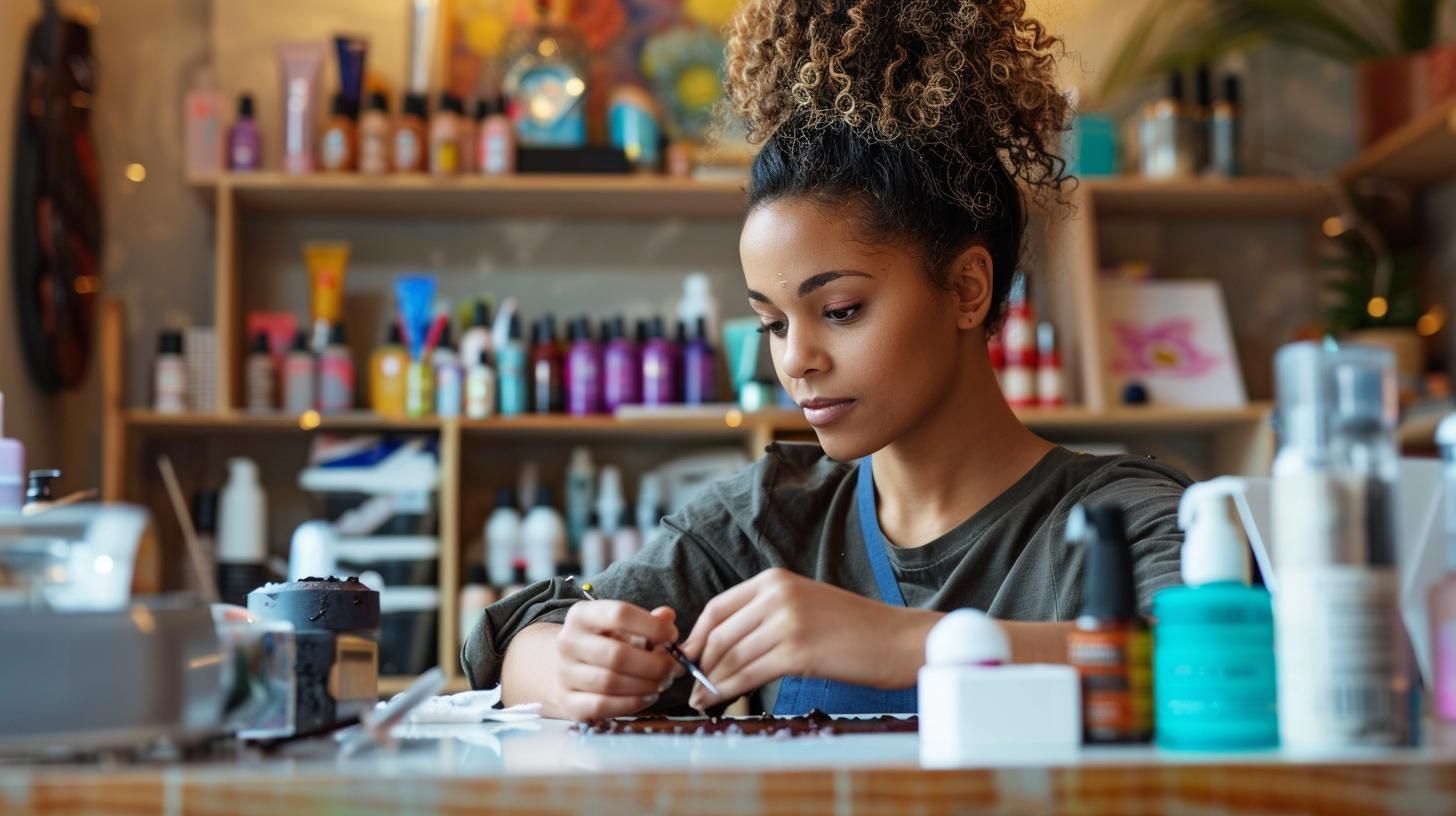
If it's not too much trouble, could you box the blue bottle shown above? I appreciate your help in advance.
[1153,478,1278,750]
[497,313,528,417]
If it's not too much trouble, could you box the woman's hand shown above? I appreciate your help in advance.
[555,600,685,722]
[679,568,937,711]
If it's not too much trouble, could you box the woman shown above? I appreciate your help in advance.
[464,0,1189,721]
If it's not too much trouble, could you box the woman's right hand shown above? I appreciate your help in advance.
[556,600,685,722]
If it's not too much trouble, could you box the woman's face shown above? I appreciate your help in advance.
[739,198,977,461]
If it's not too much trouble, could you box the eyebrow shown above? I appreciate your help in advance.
[747,270,872,303]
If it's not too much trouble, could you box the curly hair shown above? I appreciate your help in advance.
[724,0,1071,326]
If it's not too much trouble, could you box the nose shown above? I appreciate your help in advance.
[778,323,831,381]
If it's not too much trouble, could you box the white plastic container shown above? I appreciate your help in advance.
[676,272,720,350]
[566,447,594,552]
[596,465,626,537]
[522,488,566,582]
[917,609,1080,766]
[485,488,522,587]
[287,521,339,581]
[218,457,268,605]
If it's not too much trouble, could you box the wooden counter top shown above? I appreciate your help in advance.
[4,720,1456,815]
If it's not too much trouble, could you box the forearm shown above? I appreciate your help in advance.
[501,621,567,716]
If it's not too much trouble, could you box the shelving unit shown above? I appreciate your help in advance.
[104,171,1319,695]
[1338,95,1456,189]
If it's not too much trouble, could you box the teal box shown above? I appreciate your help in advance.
[1067,113,1119,177]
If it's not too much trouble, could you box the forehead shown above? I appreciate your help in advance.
[739,199,915,276]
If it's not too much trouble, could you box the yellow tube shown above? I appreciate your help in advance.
[304,241,351,325]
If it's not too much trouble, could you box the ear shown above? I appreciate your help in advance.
[947,245,994,330]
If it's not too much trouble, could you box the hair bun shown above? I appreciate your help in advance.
[725,0,1071,212]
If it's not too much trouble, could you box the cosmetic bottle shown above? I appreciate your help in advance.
[565,446,595,553]
[319,93,358,172]
[683,316,718,405]
[465,351,497,420]
[185,69,225,178]
[596,465,625,537]
[218,457,268,607]
[1067,504,1153,744]
[1035,322,1064,409]
[603,316,641,413]
[580,512,610,579]
[641,317,676,407]
[610,507,641,564]
[477,95,516,175]
[486,487,523,588]
[429,93,463,176]
[567,317,603,416]
[522,487,567,582]
[530,316,564,414]
[245,332,277,414]
[155,330,189,414]
[281,329,316,414]
[1140,72,1200,179]
[370,323,409,417]
[228,93,263,172]
[318,323,355,414]
[394,92,428,172]
[1000,277,1037,408]
[359,92,391,175]
[1272,342,1406,748]
[460,301,493,376]
[1153,478,1277,750]
[433,326,463,418]
[1209,75,1241,177]
[498,313,529,417]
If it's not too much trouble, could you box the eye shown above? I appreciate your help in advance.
[825,304,861,323]
[756,319,788,337]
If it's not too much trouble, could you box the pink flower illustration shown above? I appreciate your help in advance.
[1110,319,1220,378]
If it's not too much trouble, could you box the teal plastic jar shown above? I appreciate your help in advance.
[1153,582,1278,750]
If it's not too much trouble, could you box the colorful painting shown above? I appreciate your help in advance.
[448,0,737,145]
[1098,279,1247,408]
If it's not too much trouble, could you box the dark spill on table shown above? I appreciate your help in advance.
[577,709,918,737]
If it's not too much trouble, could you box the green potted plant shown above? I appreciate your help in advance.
[1100,0,1455,146]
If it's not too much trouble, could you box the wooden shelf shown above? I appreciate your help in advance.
[191,172,748,219]
[1082,177,1332,218]
[1339,96,1456,188]
[121,405,1270,437]
[124,410,443,433]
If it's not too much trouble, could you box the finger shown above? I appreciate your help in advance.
[690,642,791,712]
[680,575,770,660]
[701,620,779,695]
[562,690,659,723]
[650,607,688,680]
[561,631,679,682]
[561,663,673,697]
[697,594,775,677]
[571,600,679,645]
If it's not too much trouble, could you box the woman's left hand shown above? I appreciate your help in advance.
[679,568,936,711]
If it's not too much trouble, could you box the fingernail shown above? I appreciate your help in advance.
[642,694,659,705]
[659,679,671,693]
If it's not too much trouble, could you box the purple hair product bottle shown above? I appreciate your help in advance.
[672,320,688,403]
[641,317,677,407]
[603,316,641,413]
[567,316,603,416]
[683,316,718,405]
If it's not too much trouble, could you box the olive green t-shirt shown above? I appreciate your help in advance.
[461,443,1190,713]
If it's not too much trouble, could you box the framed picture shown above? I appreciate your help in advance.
[1098,279,1247,408]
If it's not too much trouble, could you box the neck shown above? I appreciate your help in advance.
[870,337,1054,548]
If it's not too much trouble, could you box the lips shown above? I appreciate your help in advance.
[798,397,856,427]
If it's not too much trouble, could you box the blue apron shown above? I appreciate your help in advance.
[772,457,919,715]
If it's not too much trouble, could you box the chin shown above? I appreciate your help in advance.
[811,427,881,462]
